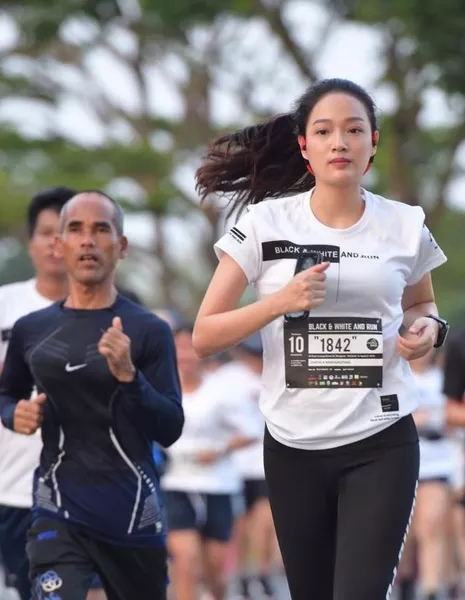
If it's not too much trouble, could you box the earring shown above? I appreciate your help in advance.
[364,134,378,174]
[298,135,314,176]
[363,162,372,175]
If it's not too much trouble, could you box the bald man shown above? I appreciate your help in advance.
[0,191,184,600]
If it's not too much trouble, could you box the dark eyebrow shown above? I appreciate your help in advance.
[94,221,112,229]
[66,219,82,228]
[311,117,366,126]
[65,220,112,229]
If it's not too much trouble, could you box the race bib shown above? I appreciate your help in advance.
[284,317,383,389]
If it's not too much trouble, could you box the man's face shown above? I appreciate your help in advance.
[56,194,127,286]
[28,209,66,279]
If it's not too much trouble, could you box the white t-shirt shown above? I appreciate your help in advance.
[217,361,265,480]
[413,367,454,481]
[214,189,447,450]
[161,375,261,494]
[0,279,52,508]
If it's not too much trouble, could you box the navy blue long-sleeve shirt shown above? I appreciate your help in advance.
[0,295,183,547]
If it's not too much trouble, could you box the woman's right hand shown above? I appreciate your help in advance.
[273,261,330,316]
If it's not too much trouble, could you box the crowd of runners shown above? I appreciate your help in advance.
[0,78,464,600]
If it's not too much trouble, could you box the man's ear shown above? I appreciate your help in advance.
[120,235,128,259]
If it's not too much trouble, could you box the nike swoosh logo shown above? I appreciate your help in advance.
[65,362,87,372]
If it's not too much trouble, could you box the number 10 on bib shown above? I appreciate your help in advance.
[284,317,383,389]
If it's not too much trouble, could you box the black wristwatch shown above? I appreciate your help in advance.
[426,315,449,348]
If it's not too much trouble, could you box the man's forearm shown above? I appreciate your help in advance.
[121,371,184,447]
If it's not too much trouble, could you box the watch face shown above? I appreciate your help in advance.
[430,315,449,348]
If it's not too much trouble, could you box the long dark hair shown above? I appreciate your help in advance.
[195,78,378,214]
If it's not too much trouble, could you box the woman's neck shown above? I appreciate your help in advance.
[310,183,364,229]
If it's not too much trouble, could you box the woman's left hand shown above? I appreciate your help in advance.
[396,316,438,361]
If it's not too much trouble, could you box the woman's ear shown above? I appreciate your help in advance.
[298,135,308,160]
[371,131,379,156]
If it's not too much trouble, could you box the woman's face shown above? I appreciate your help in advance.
[301,92,378,187]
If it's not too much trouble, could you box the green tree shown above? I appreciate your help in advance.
[333,0,465,225]
[0,0,254,308]
[0,0,464,319]
[345,0,465,96]
[0,0,327,311]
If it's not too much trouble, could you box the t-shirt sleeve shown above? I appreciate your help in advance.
[214,208,262,284]
[443,335,465,402]
[120,316,183,447]
[0,319,35,429]
[0,289,11,364]
[406,223,447,286]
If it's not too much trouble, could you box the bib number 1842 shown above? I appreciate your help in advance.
[288,335,354,353]
[284,317,383,389]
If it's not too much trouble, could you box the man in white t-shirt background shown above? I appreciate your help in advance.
[0,186,75,600]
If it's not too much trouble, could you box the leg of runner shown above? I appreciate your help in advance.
[28,518,168,600]
[234,481,275,599]
[202,539,230,600]
[168,530,203,600]
[234,512,252,599]
[86,588,107,600]
[415,481,449,599]
[396,525,417,600]
[264,431,337,600]
[201,494,236,600]
[250,498,276,598]
[0,506,31,600]
[332,442,419,600]
[449,494,465,597]
[264,418,419,600]
[27,519,94,600]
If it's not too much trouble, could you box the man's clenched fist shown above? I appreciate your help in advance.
[13,393,46,435]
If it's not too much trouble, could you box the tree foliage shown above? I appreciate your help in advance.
[0,0,464,318]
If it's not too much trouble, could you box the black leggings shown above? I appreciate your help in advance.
[264,416,419,600]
